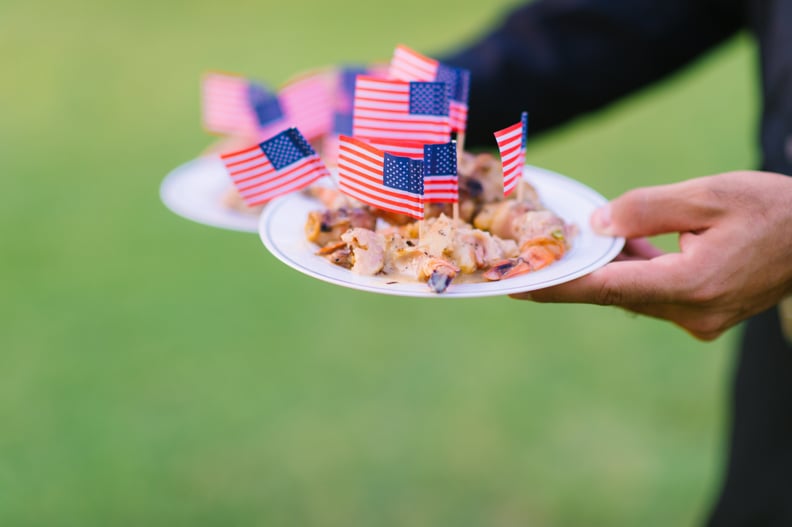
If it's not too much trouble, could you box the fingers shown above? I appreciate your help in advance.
[620,303,728,341]
[616,237,666,261]
[510,254,686,305]
[512,277,729,341]
[592,178,723,238]
[510,172,792,341]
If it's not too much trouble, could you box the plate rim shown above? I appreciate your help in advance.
[258,165,625,298]
[160,155,261,233]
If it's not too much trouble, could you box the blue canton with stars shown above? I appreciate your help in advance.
[408,82,449,116]
[521,111,529,149]
[424,142,457,177]
[259,128,315,170]
[383,153,424,195]
[436,65,470,104]
[247,83,284,126]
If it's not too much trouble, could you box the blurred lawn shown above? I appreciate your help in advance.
[0,1,758,526]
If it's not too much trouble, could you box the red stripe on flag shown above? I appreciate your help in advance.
[449,101,468,133]
[365,138,427,160]
[337,135,423,219]
[278,69,336,140]
[494,122,524,197]
[202,72,259,135]
[220,139,329,206]
[424,176,458,203]
[352,76,450,145]
[389,44,438,82]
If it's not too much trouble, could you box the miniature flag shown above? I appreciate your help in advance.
[278,69,336,141]
[423,142,458,203]
[352,76,451,144]
[388,44,471,133]
[337,135,424,220]
[202,72,285,139]
[494,112,529,197]
[333,67,437,161]
[365,138,426,160]
[220,128,329,207]
[440,67,470,133]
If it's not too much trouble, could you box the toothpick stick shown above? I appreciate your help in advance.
[517,175,525,203]
[455,132,466,159]
[454,133,465,222]
[323,168,353,208]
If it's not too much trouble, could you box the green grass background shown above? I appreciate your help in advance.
[1,0,759,525]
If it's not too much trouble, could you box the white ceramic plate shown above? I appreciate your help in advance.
[160,155,260,233]
[259,165,624,298]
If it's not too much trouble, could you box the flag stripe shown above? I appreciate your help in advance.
[365,138,426,159]
[240,161,326,201]
[337,136,423,219]
[202,73,259,135]
[220,128,329,206]
[494,121,525,197]
[202,71,291,141]
[388,45,470,133]
[278,69,336,140]
[352,76,450,144]
[339,171,424,217]
[424,193,458,200]
[338,145,420,205]
[422,141,458,204]
[389,44,438,82]
[449,101,468,132]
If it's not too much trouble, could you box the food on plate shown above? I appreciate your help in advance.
[303,152,576,293]
[305,206,377,246]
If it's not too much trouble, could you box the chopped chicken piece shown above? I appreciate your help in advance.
[473,200,537,240]
[420,214,518,273]
[340,228,386,275]
[305,207,377,247]
[383,240,460,293]
[481,208,574,278]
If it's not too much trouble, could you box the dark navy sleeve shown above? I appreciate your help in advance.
[442,0,744,147]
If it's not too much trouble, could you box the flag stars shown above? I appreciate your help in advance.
[409,82,449,116]
[409,159,425,195]
[436,66,470,103]
[424,142,457,177]
[261,128,315,170]
[384,154,424,194]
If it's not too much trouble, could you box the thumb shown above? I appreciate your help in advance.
[591,179,721,238]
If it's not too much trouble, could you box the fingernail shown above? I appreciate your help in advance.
[591,204,613,235]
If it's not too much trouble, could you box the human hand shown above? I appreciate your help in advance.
[511,171,792,341]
